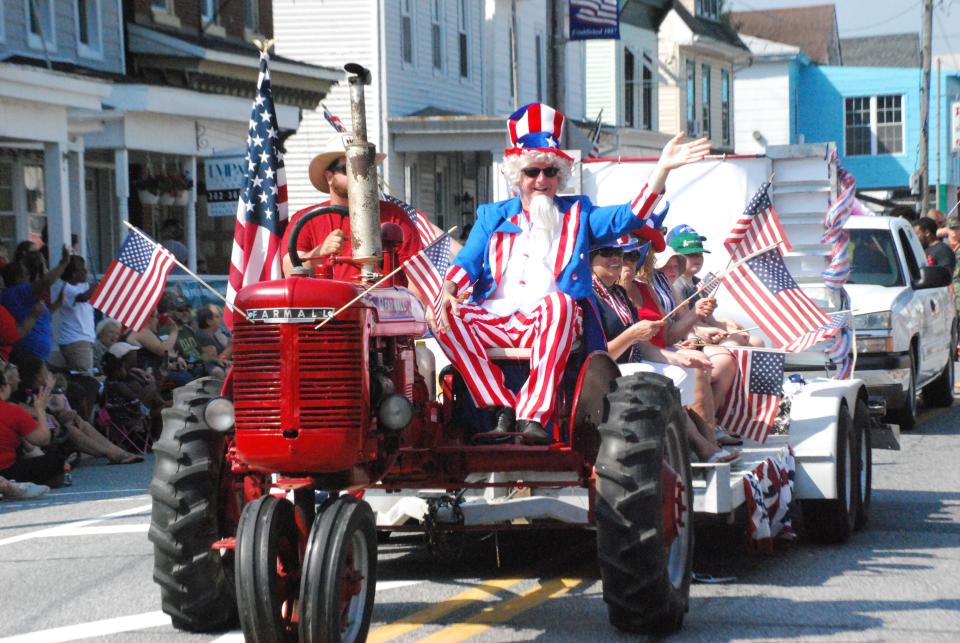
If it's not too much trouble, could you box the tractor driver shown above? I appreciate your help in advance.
[280,134,458,282]
[435,102,711,445]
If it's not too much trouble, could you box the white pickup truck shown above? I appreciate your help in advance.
[844,216,956,430]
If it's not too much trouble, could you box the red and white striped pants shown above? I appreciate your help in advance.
[435,291,582,425]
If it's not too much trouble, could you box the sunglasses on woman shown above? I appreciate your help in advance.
[595,247,623,258]
[521,166,561,178]
[623,251,641,262]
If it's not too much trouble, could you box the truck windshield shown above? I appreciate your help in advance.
[847,229,904,287]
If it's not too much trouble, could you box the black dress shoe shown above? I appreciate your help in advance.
[519,420,551,445]
[474,407,515,443]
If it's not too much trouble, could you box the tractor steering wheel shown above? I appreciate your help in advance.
[286,205,350,269]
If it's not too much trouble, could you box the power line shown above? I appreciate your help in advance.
[935,4,960,68]
[842,2,922,33]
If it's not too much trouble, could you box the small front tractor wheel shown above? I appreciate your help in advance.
[235,495,301,642]
[149,378,238,632]
[299,495,378,643]
[595,372,693,635]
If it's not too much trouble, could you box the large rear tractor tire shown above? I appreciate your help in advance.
[299,495,378,643]
[801,401,856,544]
[595,372,693,635]
[149,378,238,632]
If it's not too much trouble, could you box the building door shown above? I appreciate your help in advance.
[85,166,117,274]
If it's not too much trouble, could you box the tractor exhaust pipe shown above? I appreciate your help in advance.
[344,62,382,281]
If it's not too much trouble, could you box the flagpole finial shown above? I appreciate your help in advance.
[253,38,276,54]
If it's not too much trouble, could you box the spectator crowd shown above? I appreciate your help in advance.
[0,237,230,501]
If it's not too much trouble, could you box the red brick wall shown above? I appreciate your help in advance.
[129,1,274,39]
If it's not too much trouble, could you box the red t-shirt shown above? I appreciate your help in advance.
[281,200,425,283]
[0,400,37,470]
[0,305,17,362]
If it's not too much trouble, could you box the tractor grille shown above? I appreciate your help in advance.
[232,320,363,431]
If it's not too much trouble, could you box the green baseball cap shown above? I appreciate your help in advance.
[669,231,710,254]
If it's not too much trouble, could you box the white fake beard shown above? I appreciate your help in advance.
[528,194,560,257]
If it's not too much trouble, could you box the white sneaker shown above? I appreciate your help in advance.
[6,482,50,500]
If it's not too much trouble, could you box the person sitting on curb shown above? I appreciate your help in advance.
[0,474,49,501]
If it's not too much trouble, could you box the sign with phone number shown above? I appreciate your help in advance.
[204,155,246,217]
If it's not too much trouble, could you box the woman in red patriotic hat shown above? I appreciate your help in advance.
[434,102,710,444]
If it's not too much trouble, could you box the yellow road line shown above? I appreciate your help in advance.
[366,577,524,643]
[413,577,584,643]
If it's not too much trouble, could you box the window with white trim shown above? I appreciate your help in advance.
[701,63,711,138]
[624,48,637,128]
[686,60,696,134]
[244,0,260,33]
[458,0,469,78]
[431,0,444,71]
[535,34,544,102]
[201,0,218,26]
[76,0,102,57]
[27,0,56,51]
[721,68,730,145]
[642,53,654,131]
[845,95,903,156]
[401,0,414,66]
[696,0,721,21]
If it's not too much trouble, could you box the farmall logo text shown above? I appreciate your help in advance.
[246,308,335,323]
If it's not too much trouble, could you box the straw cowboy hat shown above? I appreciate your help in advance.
[308,134,386,194]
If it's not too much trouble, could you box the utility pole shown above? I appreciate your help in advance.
[919,0,933,212]
[511,0,520,110]
[937,58,942,210]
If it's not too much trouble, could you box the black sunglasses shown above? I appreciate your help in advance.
[595,247,623,258]
[521,166,560,178]
[328,163,347,175]
[623,251,641,262]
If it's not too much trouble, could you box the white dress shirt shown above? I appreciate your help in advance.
[483,212,559,317]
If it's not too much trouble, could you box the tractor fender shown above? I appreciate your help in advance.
[787,377,867,501]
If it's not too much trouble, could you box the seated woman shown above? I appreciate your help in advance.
[128,309,191,388]
[11,355,142,465]
[590,241,738,464]
[0,361,65,486]
[93,318,121,368]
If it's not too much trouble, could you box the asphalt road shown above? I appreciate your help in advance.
[2,398,959,642]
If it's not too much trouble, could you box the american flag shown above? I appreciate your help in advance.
[782,313,847,353]
[586,109,603,159]
[570,0,619,26]
[718,348,785,443]
[723,247,832,348]
[90,231,175,331]
[226,51,287,327]
[321,103,347,134]
[724,182,792,259]
[404,233,453,321]
[698,271,720,297]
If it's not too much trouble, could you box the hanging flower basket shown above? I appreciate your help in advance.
[138,189,160,205]
[159,192,176,206]
[173,191,190,206]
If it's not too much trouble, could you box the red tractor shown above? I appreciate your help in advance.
[148,65,693,642]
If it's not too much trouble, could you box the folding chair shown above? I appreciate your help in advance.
[96,400,153,456]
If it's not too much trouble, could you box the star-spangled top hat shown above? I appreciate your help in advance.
[505,102,574,162]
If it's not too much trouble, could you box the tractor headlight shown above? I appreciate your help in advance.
[378,393,413,432]
[203,397,235,433]
[853,311,892,331]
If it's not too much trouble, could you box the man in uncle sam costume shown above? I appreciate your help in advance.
[436,102,710,444]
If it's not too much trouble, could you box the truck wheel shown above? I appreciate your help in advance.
[801,402,856,544]
[891,351,917,431]
[299,496,378,643]
[595,372,693,635]
[149,378,238,632]
[236,495,300,642]
[853,399,872,531]
[922,334,956,408]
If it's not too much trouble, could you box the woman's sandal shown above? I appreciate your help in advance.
[706,448,741,464]
[715,427,743,446]
[109,454,144,465]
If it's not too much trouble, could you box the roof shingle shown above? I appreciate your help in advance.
[729,4,841,65]
[840,34,920,68]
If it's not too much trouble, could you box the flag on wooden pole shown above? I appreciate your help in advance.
[90,231,175,331]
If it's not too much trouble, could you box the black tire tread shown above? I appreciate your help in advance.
[148,378,237,633]
[595,372,692,635]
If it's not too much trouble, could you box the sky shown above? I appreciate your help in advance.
[725,0,960,63]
